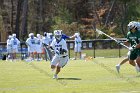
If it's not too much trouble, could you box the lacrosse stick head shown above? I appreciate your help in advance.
[96,29,103,35]
[95,29,104,38]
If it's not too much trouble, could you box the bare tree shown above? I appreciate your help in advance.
[15,0,23,39]
[21,0,28,40]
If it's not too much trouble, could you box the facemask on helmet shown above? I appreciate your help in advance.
[44,32,47,37]
[127,21,137,31]
[54,30,62,40]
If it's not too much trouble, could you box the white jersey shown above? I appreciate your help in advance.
[74,36,82,47]
[36,38,43,53]
[74,36,82,52]
[26,37,37,52]
[10,38,20,49]
[36,38,43,48]
[50,39,68,57]
[51,38,69,68]
[42,36,51,45]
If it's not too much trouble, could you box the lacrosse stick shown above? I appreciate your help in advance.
[96,29,130,49]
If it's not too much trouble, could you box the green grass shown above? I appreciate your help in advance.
[0,58,140,93]
[69,49,128,58]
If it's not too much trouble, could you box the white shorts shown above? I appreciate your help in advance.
[51,55,69,68]
[28,46,36,53]
[36,47,42,53]
[74,46,81,52]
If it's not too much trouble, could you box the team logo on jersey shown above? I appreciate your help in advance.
[129,37,137,39]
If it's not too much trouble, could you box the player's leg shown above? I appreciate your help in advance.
[53,66,61,79]
[53,56,69,79]
[135,55,140,72]
[74,46,78,60]
[136,56,140,67]
[74,52,77,60]
[116,57,129,73]
[78,46,82,59]
[129,52,140,72]
[129,60,135,66]
[51,56,60,79]
[51,56,58,71]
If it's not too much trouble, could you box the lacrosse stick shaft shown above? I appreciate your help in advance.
[96,29,129,49]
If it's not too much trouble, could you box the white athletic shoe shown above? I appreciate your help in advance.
[116,64,120,73]
[135,63,140,73]
[53,74,58,79]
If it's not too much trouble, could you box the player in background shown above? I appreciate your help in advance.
[6,35,13,60]
[116,21,140,73]
[36,34,43,61]
[10,34,20,60]
[49,30,69,79]
[26,33,37,61]
[42,32,52,61]
[48,33,54,43]
[71,32,82,60]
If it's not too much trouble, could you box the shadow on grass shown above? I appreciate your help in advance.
[57,78,81,80]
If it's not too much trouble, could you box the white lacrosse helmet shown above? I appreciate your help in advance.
[44,32,47,36]
[127,21,137,30]
[30,33,34,36]
[8,35,12,39]
[74,32,80,37]
[54,30,62,40]
[28,33,31,37]
[12,33,16,38]
[37,34,41,38]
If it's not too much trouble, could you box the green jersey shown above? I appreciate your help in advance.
[126,30,140,60]
[126,30,140,48]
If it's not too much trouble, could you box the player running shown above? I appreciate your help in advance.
[116,21,140,73]
[49,30,69,79]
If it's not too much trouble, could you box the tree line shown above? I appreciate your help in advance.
[0,0,140,41]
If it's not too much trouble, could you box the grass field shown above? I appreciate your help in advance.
[69,49,128,58]
[0,58,140,93]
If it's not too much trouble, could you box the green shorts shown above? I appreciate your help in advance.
[129,50,137,60]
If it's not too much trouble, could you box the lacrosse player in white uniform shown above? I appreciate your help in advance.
[50,30,69,79]
[10,34,20,60]
[71,32,82,60]
[26,33,37,61]
[36,34,43,61]
[42,32,52,61]
[6,35,12,60]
